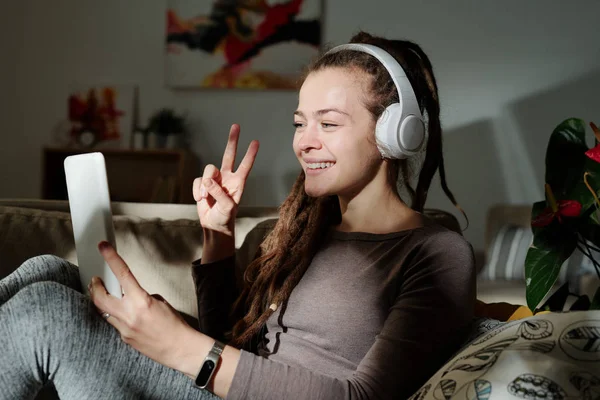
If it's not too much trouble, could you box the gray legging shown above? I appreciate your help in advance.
[0,255,221,400]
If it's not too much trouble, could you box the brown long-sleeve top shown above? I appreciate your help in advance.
[192,221,476,400]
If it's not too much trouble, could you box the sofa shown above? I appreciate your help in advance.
[1,199,598,399]
[0,199,538,313]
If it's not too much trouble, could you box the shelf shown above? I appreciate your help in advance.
[42,147,200,204]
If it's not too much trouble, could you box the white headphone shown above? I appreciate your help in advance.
[325,43,426,159]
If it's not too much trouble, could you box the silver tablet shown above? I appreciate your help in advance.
[64,152,122,298]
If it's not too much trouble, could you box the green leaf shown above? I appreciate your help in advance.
[530,200,550,235]
[591,207,600,225]
[591,287,600,310]
[526,200,578,310]
[545,118,588,198]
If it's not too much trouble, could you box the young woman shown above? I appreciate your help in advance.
[0,31,475,399]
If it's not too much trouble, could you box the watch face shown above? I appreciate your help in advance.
[196,360,216,387]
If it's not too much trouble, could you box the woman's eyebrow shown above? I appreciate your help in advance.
[315,108,350,117]
[293,108,350,118]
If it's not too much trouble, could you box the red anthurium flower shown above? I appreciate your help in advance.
[531,184,582,227]
[585,122,600,162]
[585,145,600,163]
[532,200,582,227]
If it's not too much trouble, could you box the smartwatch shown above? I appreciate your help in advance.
[194,340,225,390]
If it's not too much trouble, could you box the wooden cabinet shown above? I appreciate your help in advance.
[42,147,200,204]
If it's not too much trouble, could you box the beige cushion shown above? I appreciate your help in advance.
[0,204,277,319]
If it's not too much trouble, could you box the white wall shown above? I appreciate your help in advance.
[2,0,600,251]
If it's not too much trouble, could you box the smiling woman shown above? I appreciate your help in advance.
[0,31,475,400]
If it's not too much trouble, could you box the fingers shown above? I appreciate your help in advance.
[192,177,210,202]
[203,178,236,215]
[89,279,130,335]
[236,140,259,181]
[192,177,202,202]
[202,164,221,184]
[98,241,143,296]
[196,164,222,202]
[102,312,127,332]
[221,124,241,172]
[89,277,126,322]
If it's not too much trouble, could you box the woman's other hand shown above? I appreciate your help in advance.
[90,241,202,373]
[192,124,259,237]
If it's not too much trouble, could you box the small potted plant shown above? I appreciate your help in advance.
[147,108,187,149]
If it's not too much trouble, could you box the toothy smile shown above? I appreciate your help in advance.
[306,162,335,169]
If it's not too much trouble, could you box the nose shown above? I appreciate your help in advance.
[297,124,322,152]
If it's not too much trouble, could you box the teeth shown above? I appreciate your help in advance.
[307,162,335,169]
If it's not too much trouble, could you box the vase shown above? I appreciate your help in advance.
[147,132,158,149]
[133,132,145,150]
[166,135,181,149]
[147,132,167,149]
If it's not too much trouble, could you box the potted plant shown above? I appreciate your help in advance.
[147,108,187,149]
[525,118,600,312]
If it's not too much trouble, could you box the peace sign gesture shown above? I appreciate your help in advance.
[193,124,259,236]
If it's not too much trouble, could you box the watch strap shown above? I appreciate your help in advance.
[194,340,225,390]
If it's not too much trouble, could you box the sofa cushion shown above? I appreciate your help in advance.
[409,311,600,400]
[480,224,533,281]
[0,205,276,319]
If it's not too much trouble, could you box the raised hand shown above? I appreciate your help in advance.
[192,124,259,236]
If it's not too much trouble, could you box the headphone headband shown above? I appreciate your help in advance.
[325,43,423,121]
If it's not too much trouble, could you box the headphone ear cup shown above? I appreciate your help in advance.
[376,103,425,159]
[399,115,426,155]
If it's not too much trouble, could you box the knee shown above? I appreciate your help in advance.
[10,281,92,326]
[14,280,82,306]
[23,254,73,270]
[4,281,95,353]
[21,255,80,287]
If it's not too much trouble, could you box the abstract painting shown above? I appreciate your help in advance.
[165,0,322,89]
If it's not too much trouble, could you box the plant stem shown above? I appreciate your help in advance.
[584,172,600,211]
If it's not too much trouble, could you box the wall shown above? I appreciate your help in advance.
[510,69,600,189]
[2,0,600,251]
[0,3,25,198]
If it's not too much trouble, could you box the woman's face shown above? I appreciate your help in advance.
[293,67,383,198]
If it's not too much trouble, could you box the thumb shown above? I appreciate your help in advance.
[203,178,236,214]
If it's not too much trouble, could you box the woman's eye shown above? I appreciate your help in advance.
[321,123,337,128]
[293,122,303,128]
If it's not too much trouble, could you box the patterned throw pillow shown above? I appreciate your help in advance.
[409,311,600,400]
